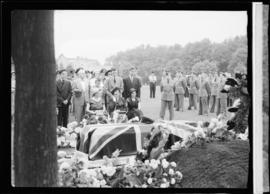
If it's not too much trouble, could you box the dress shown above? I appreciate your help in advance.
[126,97,143,120]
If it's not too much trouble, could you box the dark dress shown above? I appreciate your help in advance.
[126,97,143,120]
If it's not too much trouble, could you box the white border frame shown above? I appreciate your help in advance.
[252,2,263,194]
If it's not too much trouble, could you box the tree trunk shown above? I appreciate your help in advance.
[11,10,57,186]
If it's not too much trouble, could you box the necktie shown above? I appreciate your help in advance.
[167,78,169,84]
[114,77,116,84]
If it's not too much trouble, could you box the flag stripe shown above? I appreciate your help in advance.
[89,125,135,159]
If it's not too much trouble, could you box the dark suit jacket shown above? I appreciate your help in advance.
[56,79,72,107]
[123,77,141,99]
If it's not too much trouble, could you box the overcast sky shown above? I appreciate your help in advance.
[54,10,247,64]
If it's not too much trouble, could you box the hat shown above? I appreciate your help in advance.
[111,87,120,95]
[100,68,107,74]
[75,68,84,74]
[105,69,112,76]
[110,67,116,72]
[58,69,67,74]
[130,88,136,93]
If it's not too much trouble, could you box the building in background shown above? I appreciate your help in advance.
[56,54,103,73]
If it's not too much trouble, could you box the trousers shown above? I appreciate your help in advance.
[160,100,174,120]
[57,104,69,127]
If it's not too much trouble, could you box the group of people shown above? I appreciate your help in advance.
[56,66,144,127]
[156,69,234,120]
[56,63,236,127]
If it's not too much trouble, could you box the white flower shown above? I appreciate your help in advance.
[74,127,81,134]
[91,178,101,187]
[67,121,78,129]
[168,168,174,175]
[171,141,181,150]
[59,162,70,171]
[170,178,176,185]
[150,159,159,169]
[160,183,167,188]
[57,139,62,146]
[99,179,106,186]
[70,133,77,140]
[57,151,67,158]
[147,178,153,184]
[144,160,150,165]
[141,184,147,188]
[170,162,177,167]
[163,173,168,176]
[175,171,183,179]
[61,127,68,132]
[59,136,65,143]
[162,159,169,169]
[70,141,76,148]
[101,166,116,177]
[162,178,167,183]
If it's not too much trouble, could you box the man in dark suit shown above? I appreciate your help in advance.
[123,66,141,99]
[57,69,72,127]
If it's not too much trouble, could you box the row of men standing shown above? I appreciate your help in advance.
[56,66,142,127]
[148,70,230,120]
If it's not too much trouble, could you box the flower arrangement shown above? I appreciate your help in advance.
[57,124,81,148]
[111,158,183,188]
[57,148,183,188]
[58,149,123,187]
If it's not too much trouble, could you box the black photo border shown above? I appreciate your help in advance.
[1,1,256,194]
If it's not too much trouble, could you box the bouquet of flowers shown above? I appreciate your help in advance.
[58,149,123,187]
[111,158,183,188]
[57,124,81,148]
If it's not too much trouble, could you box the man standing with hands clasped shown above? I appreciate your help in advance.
[149,71,157,98]
[123,66,141,100]
[57,69,72,127]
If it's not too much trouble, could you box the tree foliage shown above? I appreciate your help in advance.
[105,36,247,84]
[191,60,218,74]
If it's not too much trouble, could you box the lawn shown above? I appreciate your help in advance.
[69,85,217,123]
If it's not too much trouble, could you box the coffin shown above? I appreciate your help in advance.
[77,120,199,160]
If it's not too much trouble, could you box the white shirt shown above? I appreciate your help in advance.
[80,79,87,92]
[90,78,96,87]
[149,74,157,83]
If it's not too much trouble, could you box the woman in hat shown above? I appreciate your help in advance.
[72,68,90,123]
[107,87,127,118]
[126,88,143,120]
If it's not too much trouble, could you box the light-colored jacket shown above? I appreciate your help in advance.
[198,81,211,97]
[160,77,174,101]
[72,78,90,107]
[217,81,228,99]
[174,78,186,95]
[210,79,219,96]
[104,76,124,99]
[189,79,199,95]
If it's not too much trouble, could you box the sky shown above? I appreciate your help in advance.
[54,10,247,65]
